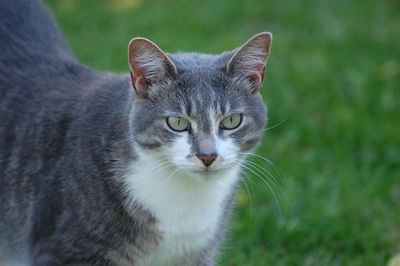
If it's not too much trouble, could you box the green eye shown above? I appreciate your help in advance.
[220,114,243,130]
[166,116,190,132]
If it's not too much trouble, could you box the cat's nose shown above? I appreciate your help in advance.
[196,154,217,167]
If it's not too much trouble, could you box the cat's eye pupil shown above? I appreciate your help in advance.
[166,116,190,132]
[220,114,242,130]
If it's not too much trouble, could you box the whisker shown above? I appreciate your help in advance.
[142,159,172,178]
[163,167,181,183]
[112,136,136,146]
[265,117,287,131]
[234,159,274,189]
[242,160,282,192]
[240,163,281,213]
[240,152,285,181]
[237,167,253,221]
[242,160,288,202]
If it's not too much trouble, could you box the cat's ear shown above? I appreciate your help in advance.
[227,32,272,93]
[128,38,177,98]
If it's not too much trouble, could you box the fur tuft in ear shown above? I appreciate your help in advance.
[227,32,272,93]
[128,38,177,98]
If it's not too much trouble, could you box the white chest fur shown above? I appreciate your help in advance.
[123,155,239,266]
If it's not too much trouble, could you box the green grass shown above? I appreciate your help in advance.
[45,0,400,265]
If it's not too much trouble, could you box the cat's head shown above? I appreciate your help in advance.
[128,33,272,180]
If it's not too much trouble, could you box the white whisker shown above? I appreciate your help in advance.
[265,117,287,131]
[242,160,282,192]
[239,152,285,181]
[238,167,253,220]
[240,163,281,213]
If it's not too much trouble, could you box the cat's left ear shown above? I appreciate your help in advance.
[227,32,272,93]
[128,38,177,98]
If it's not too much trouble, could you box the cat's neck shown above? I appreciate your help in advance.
[122,151,239,262]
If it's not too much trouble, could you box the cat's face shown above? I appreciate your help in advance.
[128,33,271,179]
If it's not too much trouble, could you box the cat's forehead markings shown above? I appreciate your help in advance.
[208,111,219,135]
[189,118,198,133]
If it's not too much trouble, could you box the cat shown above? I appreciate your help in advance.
[0,0,272,265]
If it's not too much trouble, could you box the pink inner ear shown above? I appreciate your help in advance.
[248,65,265,92]
[249,73,262,92]
[130,71,149,97]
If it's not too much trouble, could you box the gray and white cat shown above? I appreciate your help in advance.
[0,0,272,265]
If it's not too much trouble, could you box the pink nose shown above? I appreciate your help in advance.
[197,154,217,166]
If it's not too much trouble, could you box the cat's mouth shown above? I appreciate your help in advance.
[192,168,213,174]
[190,167,225,176]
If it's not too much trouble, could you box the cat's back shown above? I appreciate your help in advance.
[0,0,87,252]
[0,0,82,77]
[0,0,96,109]
[0,0,96,170]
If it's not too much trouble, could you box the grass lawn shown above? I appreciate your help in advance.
[44,0,400,265]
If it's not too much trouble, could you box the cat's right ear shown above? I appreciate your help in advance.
[128,38,177,98]
[227,32,272,93]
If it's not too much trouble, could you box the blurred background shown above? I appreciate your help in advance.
[44,0,400,265]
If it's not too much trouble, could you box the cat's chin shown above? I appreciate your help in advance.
[183,167,232,181]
